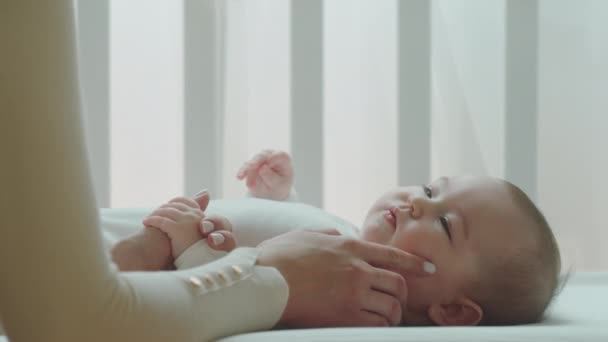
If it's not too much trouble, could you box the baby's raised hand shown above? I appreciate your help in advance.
[142,193,237,259]
[236,150,294,201]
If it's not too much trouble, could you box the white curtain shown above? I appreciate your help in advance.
[109,0,184,207]
[82,0,608,270]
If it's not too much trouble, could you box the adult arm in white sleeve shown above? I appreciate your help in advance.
[0,2,287,341]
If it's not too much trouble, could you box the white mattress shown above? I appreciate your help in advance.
[219,272,608,342]
[1,208,607,341]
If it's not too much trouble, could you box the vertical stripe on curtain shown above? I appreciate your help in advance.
[505,0,538,201]
[76,0,111,208]
[398,0,431,186]
[184,0,224,198]
[291,0,324,207]
[109,0,184,208]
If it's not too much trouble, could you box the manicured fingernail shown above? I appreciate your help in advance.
[210,232,224,245]
[424,262,436,274]
[202,220,215,233]
[195,189,209,198]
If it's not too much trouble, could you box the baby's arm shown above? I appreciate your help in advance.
[111,225,174,271]
[236,150,299,202]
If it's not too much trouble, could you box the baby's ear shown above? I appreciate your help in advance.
[427,297,483,326]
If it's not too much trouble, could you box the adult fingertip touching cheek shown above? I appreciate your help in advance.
[423,261,436,274]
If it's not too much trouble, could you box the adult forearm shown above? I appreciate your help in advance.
[0,0,116,339]
[0,4,288,341]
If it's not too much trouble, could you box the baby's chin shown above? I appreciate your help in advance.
[359,211,395,237]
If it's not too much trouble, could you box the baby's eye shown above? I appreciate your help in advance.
[422,185,433,198]
[440,216,452,240]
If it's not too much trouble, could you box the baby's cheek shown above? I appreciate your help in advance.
[360,215,391,244]
[359,225,384,244]
[390,229,438,264]
[403,276,437,312]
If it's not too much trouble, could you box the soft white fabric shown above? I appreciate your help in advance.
[102,198,357,250]
[176,240,228,269]
[217,272,608,342]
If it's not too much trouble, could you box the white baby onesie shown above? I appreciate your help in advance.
[173,198,360,269]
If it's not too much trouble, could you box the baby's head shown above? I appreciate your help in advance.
[360,175,561,326]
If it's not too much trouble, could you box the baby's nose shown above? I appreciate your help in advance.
[395,203,414,218]
[405,197,428,219]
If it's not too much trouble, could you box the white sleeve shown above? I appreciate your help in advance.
[175,240,228,269]
[0,2,287,341]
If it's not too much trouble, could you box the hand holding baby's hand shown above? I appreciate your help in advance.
[142,191,237,259]
[236,150,294,201]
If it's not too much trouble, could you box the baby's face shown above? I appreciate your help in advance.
[360,176,528,325]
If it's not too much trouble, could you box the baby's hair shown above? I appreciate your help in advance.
[471,180,562,325]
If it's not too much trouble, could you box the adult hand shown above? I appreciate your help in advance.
[113,190,235,272]
[256,229,435,327]
[142,191,237,256]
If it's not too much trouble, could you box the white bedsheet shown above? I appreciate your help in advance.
[1,208,607,342]
[219,272,608,341]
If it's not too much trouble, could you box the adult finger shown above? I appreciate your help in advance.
[348,240,436,277]
[193,191,210,211]
[362,290,402,326]
[370,267,408,304]
[207,231,237,252]
[199,215,233,237]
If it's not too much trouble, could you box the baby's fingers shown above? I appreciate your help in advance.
[207,231,237,253]
[258,164,282,188]
[237,150,273,179]
[236,162,251,180]
[145,207,182,222]
[143,216,178,234]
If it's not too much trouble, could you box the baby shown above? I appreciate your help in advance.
[116,150,562,326]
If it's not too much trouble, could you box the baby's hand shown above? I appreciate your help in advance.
[142,195,237,259]
[236,150,294,201]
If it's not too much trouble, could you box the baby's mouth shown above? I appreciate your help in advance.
[383,208,397,228]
